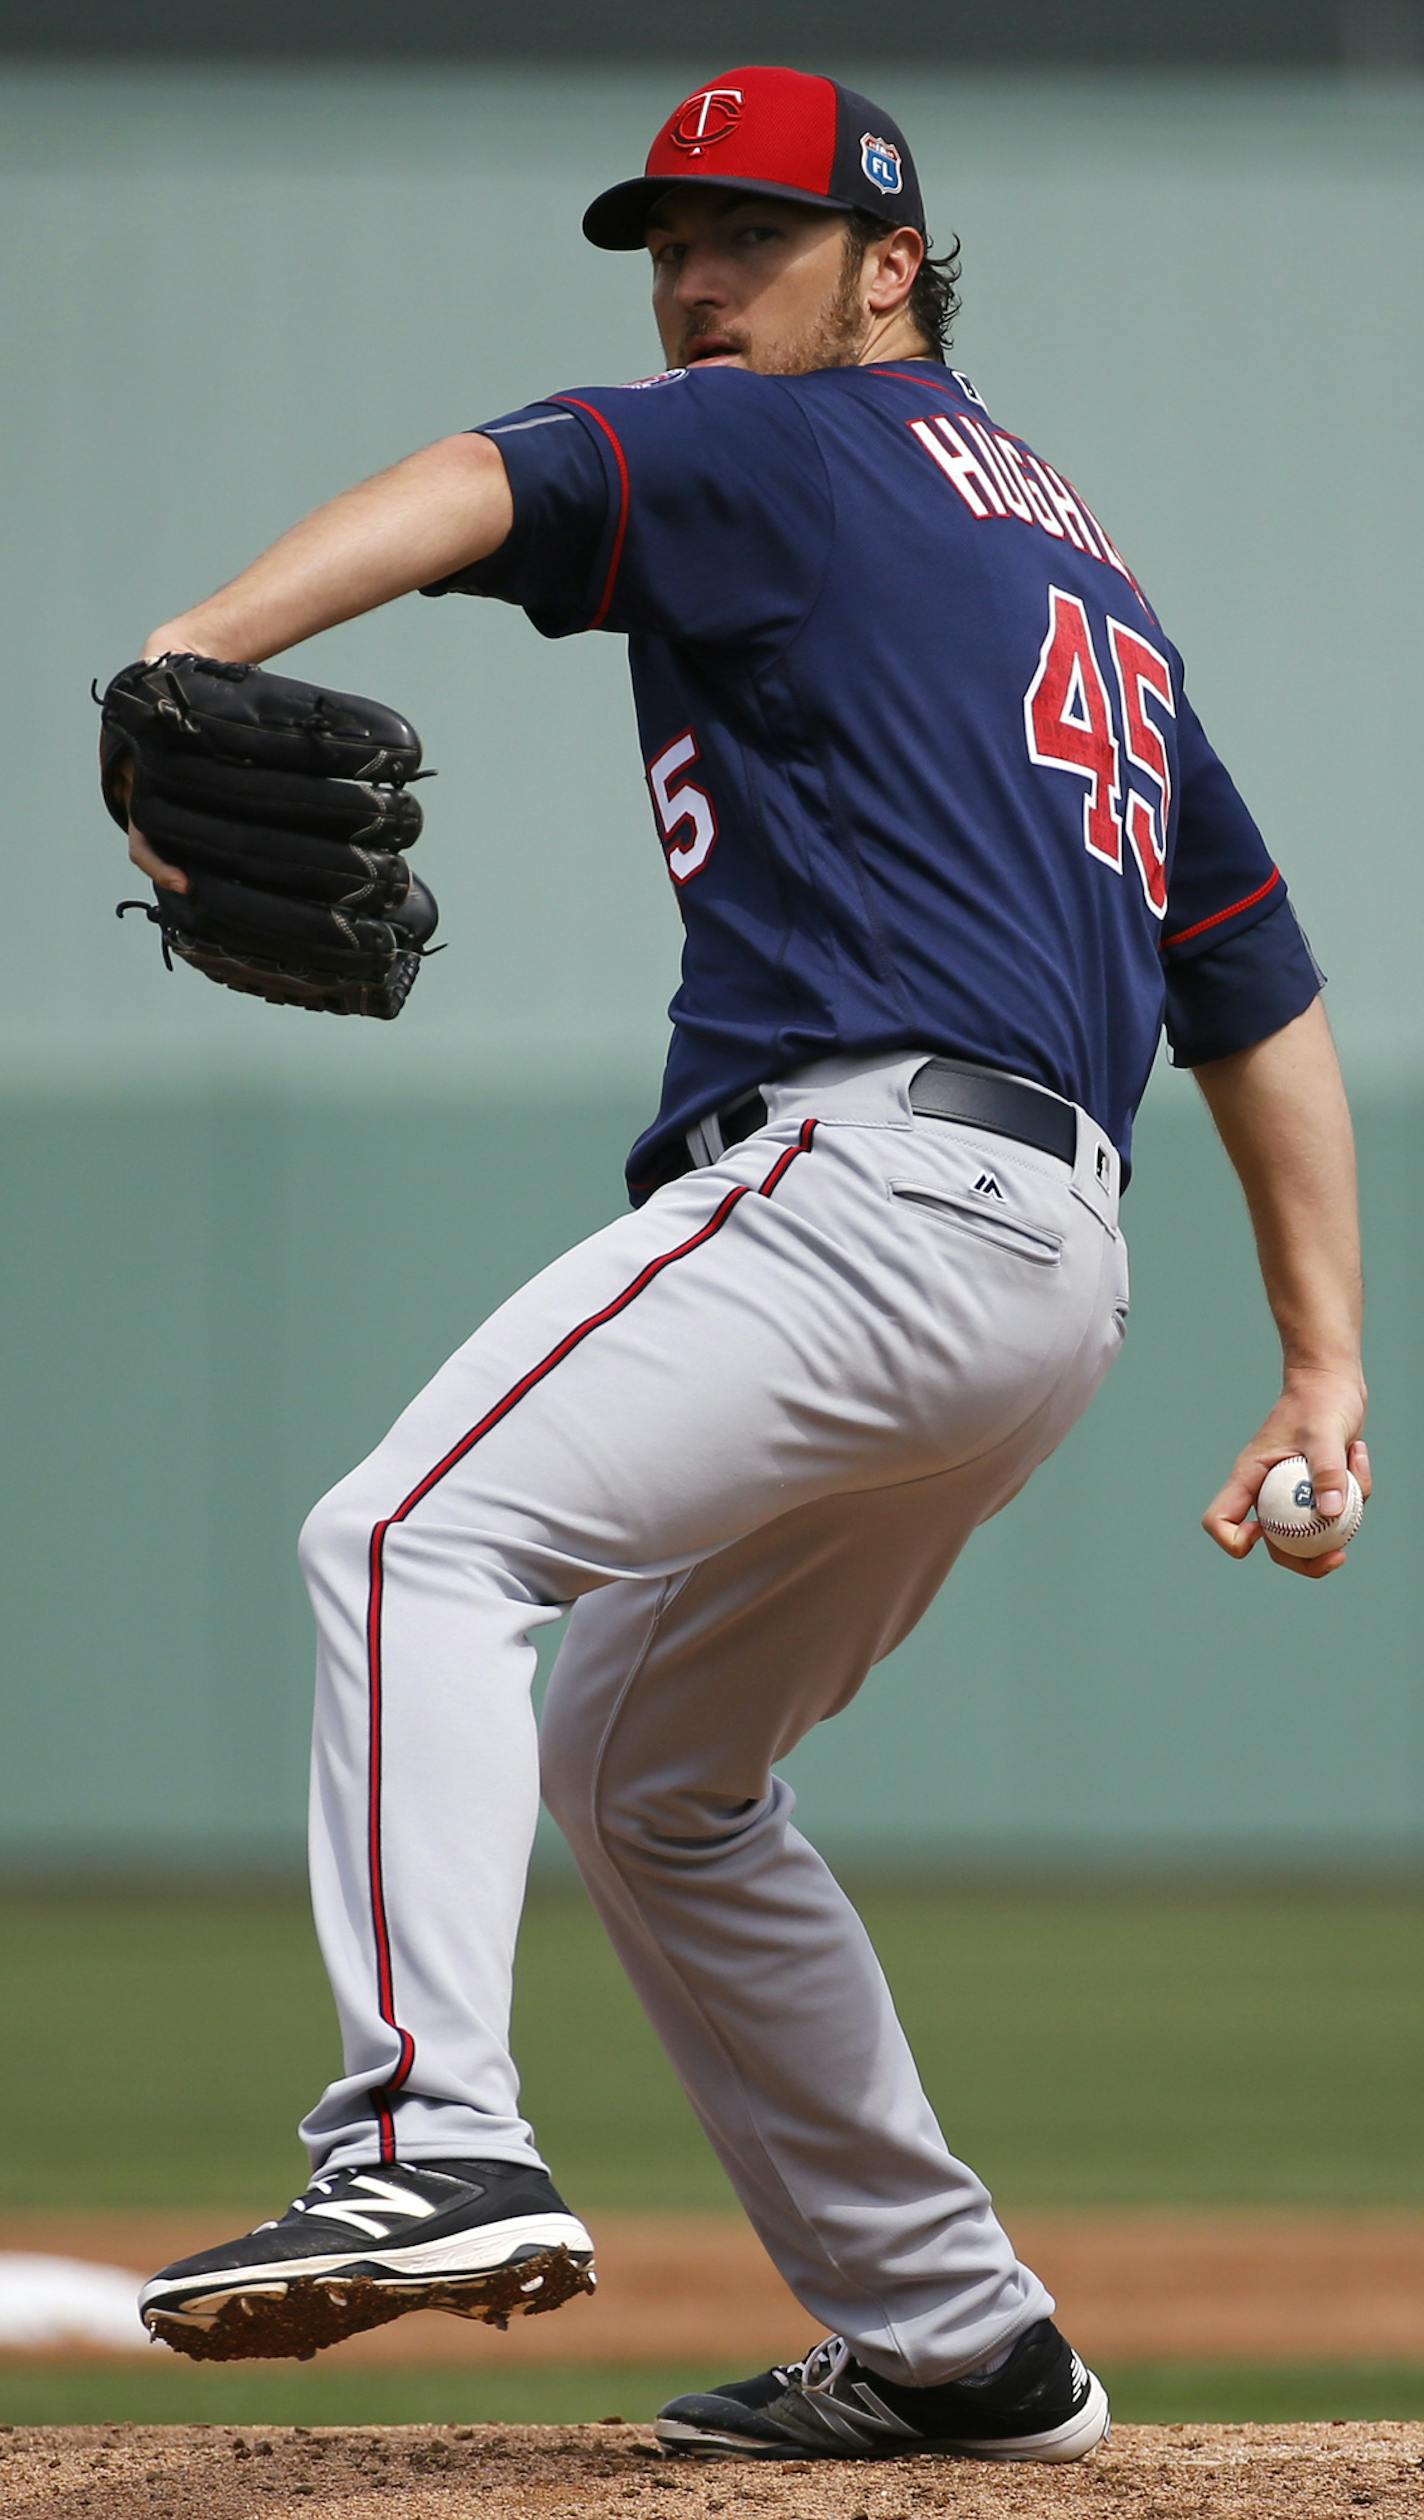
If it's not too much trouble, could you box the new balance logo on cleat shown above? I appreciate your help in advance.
[280,2170,442,2241]
[973,1171,1005,1198]
[785,2342,921,2447]
[655,2318,1111,2465]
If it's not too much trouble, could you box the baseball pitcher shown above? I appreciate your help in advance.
[103,66,1368,2464]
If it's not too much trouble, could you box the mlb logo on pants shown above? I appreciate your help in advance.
[861,133,903,195]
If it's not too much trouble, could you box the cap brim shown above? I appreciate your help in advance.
[582,173,866,251]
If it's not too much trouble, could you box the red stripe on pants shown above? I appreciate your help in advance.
[363,1119,820,2157]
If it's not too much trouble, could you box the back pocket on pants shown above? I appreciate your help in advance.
[888,1183,1064,1266]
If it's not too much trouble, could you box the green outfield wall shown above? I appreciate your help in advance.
[3,67,1420,1870]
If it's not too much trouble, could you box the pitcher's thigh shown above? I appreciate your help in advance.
[300,1154,965,1594]
[541,1463,1014,1851]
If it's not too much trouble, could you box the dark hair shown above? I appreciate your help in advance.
[843,209,962,363]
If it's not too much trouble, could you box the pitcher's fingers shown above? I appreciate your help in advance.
[128,821,188,894]
[1262,1536,1349,1580]
[1203,1482,1265,1558]
[1348,1438,1372,1500]
[1307,1445,1349,1521]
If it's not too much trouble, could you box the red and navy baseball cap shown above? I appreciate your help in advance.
[583,65,925,251]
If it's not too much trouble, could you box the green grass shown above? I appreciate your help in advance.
[0,2360,687,2429]
[2,2359,1422,2429]
[1101,2362,1424,2424]
[5,1880,1420,2214]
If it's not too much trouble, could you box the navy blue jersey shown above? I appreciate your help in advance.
[425,362,1320,1198]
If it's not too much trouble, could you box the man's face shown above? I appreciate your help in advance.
[646,189,866,377]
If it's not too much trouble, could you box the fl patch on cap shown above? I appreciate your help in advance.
[583,64,925,251]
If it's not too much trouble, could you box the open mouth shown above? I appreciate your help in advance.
[685,337,742,365]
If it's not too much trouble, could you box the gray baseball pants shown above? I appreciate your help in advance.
[296,1050,1128,2384]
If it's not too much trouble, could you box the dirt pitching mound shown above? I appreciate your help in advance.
[4,2423,1422,2520]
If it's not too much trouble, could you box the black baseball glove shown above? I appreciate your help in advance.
[99,654,440,1018]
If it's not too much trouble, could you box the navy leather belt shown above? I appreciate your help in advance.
[656,1056,1081,1189]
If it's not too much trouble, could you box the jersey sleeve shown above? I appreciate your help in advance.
[421,370,833,657]
[1160,690,1323,1066]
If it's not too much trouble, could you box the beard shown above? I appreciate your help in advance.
[754,280,866,376]
[681,263,868,378]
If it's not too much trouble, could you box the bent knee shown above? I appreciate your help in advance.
[297,1472,381,1594]
[544,1719,778,1866]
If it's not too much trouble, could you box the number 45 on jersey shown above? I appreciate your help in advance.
[647,590,1175,913]
[1025,587,1174,919]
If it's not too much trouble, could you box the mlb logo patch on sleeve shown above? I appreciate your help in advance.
[860,134,903,196]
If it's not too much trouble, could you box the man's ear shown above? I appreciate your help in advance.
[863,226,924,318]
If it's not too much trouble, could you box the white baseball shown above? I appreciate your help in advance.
[1254,1455,1364,1559]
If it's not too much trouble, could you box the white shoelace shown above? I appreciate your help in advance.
[255,2172,339,2234]
[775,2336,852,2392]
[289,2174,338,2215]
[775,2331,1015,2398]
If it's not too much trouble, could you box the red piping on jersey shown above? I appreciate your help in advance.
[1161,865,1281,949]
[873,366,966,392]
[555,396,631,629]
[362,1117,820,2158]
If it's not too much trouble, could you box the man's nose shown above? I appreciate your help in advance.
[673,247,730,311]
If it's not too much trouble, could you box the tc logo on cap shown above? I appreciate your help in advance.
[670,87,745,153]
[860,133,903,196]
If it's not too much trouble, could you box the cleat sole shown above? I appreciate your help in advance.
[142,2243,595,2363]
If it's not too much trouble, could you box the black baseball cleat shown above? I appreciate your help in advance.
[655,2318,1110,2463]
[138,2158,595,2362]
